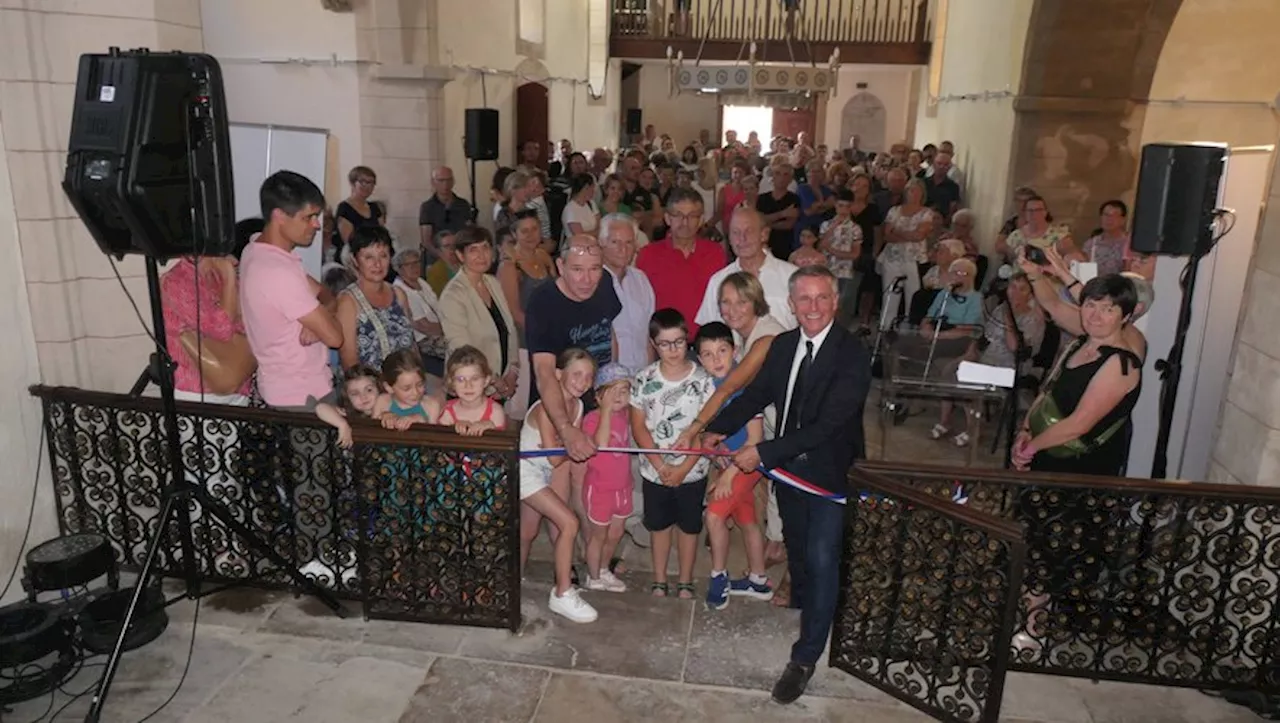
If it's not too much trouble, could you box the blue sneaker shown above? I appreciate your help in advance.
[729,576,775,601]
[705,572,730,610]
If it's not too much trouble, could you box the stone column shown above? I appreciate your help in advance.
[353,0,451,248]
[1006,97,1146,240]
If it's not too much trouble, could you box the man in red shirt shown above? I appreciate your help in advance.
[636,188,727,337]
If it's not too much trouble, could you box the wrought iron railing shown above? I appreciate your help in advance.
[29,385,520,631]
[611,0,931,45]
[834,468,1025,723]
[859,461,1280,693]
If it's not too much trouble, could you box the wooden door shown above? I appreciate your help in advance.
[771,107,816,142]
[515,82,549,169]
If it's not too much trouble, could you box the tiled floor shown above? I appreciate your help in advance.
[2,398,1263,722]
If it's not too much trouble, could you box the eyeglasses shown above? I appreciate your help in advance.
[653,338,687,351]
[564,244,602,256]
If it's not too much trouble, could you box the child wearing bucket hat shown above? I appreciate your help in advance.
[581,362,634,593]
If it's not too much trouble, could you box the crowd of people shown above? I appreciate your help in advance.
[158,124,1161,705]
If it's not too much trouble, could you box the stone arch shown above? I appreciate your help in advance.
[1007,0,1185,233]
[1019,0,1183,101]
[838,92,887,156]
[513,58,551,84]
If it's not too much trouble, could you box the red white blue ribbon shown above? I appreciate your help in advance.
[519,446,850,505]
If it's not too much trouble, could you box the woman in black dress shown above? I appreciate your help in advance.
[1013,274,1141,475]
[1011,274,1143,648]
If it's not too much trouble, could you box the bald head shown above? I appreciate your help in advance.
[728,207,768,262]
[431,166,456,195]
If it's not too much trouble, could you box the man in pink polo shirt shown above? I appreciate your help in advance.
[635,187,726,337]
[240,171,343,410]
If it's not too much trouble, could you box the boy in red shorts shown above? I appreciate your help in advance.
[695,322,774,609]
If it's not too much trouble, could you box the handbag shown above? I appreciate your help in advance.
[178,331,257,396]
[1026,337,1127,459]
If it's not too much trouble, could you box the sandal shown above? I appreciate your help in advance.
[676,582,696,599]
[771,579,792,608]
[650,581,670,597]
[953,432,970,447]
[929,423,950,440]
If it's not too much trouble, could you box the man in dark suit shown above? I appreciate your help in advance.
[702,264,871,705]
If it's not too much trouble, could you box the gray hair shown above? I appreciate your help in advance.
[503,169,531,199]
[599,213,638,243]
[1120,271,1155,320]
[951,208,975,225]
[937,238,966,257]
[392,248,422,268]
[788,264,838,295]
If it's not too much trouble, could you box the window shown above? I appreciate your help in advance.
[721,105,774,145]
[518,0,545,56]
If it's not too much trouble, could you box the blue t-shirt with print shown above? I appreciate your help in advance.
[713,375,749,452]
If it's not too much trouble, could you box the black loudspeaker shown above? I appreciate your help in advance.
[625,108,643,135]
[465,108,499,161]
[1131,143,1227,256]
[62,48,234,260]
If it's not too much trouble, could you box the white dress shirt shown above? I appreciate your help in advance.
[607,264,656,373]
[696,252,799,330]
[780,321,834,431]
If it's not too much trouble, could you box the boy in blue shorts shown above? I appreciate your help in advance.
[694,322,773,609]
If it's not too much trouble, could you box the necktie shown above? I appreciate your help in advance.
[787,340,814,432]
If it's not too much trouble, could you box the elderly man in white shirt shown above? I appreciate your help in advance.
[696,207,799,330]
[601,213,655,371]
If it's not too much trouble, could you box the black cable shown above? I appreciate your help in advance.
[107,257,165,360]
[136,598,199,723]
[0,425,46,601]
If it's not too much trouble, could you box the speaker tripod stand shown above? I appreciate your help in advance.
[85,257,346,722]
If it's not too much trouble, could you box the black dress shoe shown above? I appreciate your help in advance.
[771,662,815,704]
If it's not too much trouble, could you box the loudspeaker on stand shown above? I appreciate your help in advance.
[1131,143,1226,256]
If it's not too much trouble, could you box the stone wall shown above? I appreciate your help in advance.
[1213,159,1280,486]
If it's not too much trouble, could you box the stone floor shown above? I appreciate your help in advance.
[5,568,1263,723]
[3,396,1261,722]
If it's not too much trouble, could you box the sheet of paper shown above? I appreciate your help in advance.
[1071,261,1099,283]
[957,361,1016,389]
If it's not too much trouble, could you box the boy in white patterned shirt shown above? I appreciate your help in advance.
[819,188,863,324]
[630,308,716,600]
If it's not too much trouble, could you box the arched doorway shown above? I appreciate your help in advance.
[515,82,549,169]
[838,92,887,154]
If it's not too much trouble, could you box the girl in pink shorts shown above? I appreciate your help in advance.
[581,363,634,593]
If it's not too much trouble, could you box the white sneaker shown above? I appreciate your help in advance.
[548,586,598,623]
[585,570,627,593]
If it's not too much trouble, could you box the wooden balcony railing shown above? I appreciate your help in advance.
[611,0,932,64]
